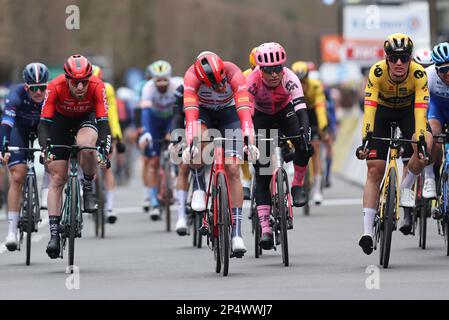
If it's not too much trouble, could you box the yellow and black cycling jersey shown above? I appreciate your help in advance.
[302,78,328,132]
[362,60,429,139]
[243,68,252,78]
[105,82,123,140]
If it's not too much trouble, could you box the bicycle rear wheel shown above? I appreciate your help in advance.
[68,177,78,270]
[217,172,230,276]
[276,169,289,267]
[25,176,34,266]
[380,168,396,269]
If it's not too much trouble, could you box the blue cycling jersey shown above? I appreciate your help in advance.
[0,83,42,148]
[426,66,449,124]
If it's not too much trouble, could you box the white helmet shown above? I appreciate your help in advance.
[413,48,433,67]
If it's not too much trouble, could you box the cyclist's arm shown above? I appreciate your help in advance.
[0,90,17,150]
[361,65,381,139]
[105,83,123,140]
[227,62,254,141]
[313,81,329,133]
[38,83,57,147]
[171,84,185,131]
[413,67,429,139]
[183,67,200,146]
[94,81,112,153]
[284,69,310,140]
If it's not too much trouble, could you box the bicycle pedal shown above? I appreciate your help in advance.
[199,225,209,236]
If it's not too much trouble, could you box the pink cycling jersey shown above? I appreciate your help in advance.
[246,66,307,115]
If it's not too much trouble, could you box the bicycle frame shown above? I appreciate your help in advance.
[270,139,293,221]
[377,130,401,222]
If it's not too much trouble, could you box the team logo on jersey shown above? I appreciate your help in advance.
[399,87,407,94]
[414,70,425,79]
[285,80,298,92]
[389,86,394,91]
[374,65,383,78]
[237,97,250,104]
[248,83,257,96]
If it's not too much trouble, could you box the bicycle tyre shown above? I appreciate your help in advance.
[217,172,230,276]
[304,169,310,216]
[192,209,197,247]
[419,199,428,249]
[380,168,396,269]
[25,176,34,266]
[165,161,171,232]
[68,177,78,270]
[196,212,203,248]
[97,172,106,239]
[444,221,449,256]
[277,169,289,267]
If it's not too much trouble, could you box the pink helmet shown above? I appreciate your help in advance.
[256,42,286,67]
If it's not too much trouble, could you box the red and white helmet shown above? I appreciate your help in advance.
[256,42,286,67]
[64,54,93,79]
[194,51,226,90]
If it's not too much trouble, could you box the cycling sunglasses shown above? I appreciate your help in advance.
[28,84,47,92]
[387,54,411,63]
[68,78,89,87]
[260,65,284,74]
[436,64,449,74]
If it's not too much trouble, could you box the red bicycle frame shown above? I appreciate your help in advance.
[202,138,235,237]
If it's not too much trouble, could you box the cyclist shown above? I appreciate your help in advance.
[92,65,126,223]
[246,42,312,249]
[138,60,182,220]
[182,51,259,254]
[413,48,434,69]
[291,60,329,205]
[355,33,432,254]
[38,54,112,259]
[169,83,191,235]
[422,42,449,220]
[0,63,49,251]
[240,46,259,200]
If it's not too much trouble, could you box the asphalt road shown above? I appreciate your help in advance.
[1,163,449,300]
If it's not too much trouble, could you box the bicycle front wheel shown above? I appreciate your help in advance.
[217,172,230,276]
[380,168,397,269]
[25,176,34,266]
[419,199,429,249]
[304,168,310,216]
[68,177,79,270]
[276,169,289,267]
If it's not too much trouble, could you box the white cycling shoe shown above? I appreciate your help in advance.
[192,190,206,212]
[231,236,247,253]
[175,217,188,236]
[149,207,161,221]
[423,178,437,199]
[5,232,18,252]
[313,190,323,205]
[400,188,415,207]
[41,188,49,210]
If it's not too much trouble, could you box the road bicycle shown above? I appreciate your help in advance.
[4,133,41,265]
[198,137,244,276]
[369,123,423,268]
[48,141,109,272]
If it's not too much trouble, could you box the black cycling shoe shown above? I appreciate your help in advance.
[243,187,251,201]
[287,217,293,230]
[259,232,274,250]
[46,235,60,259]
[399,210,413,235]
[83,180,98,213]
[107,215,117,224]
[291,186,307,207]
[358,235,374,255]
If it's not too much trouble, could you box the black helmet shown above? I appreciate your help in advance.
[22,62,49,85]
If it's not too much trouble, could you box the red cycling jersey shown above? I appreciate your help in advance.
[41,74,108,119]
[183,61,253,145]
